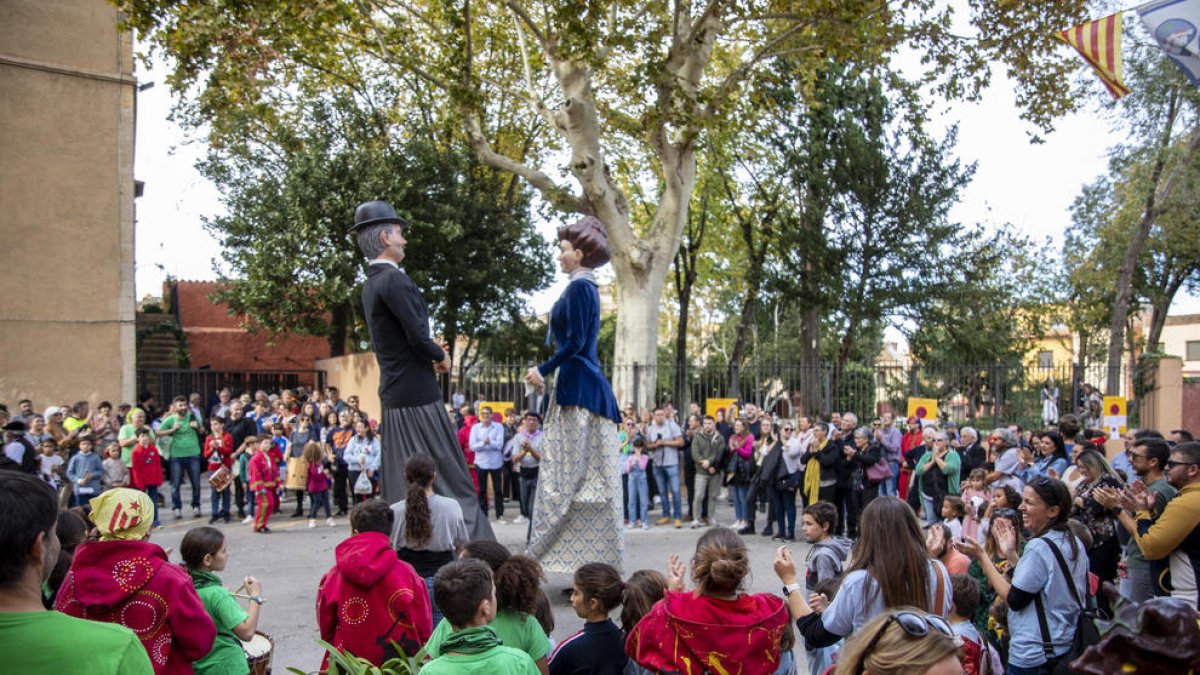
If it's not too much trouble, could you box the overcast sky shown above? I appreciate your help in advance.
[132,51,1200,318]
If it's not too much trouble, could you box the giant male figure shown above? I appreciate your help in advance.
[350,201,493,540]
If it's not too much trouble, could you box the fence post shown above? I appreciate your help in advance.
[730,363,740,401]
[992,362,1003,429]
[822,367,831,415]
[632,362,641,409]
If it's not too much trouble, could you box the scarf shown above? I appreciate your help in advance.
[569,268,598,285]
[439,625,501,655]
[187,568,222,591]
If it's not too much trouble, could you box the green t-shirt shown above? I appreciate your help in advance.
[191,570,250,675]
[0,610,153,674]
[424,609,549,661]
[118,424,138,467]
[421,644,540,675]
[159,413,202,458]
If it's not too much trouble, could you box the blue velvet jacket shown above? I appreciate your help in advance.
[537,278,621,423]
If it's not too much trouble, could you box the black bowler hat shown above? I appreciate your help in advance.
[349,200,409,234]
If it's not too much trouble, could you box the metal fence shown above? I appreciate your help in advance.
[451,361,1145,430]
[137,369,327,410]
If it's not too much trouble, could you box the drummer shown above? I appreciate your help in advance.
[181,527,264,675]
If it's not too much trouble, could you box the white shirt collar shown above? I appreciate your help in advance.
[370,258,403,272]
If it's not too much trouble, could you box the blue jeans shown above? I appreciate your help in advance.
[1007,664,1055,675]
[518,472,538,519]
[770,484,797,538]
[309,490,331,518]
[880,460,900,497]
[424,576,444,628]
[652,464,682,520]
[210,485,231,518]
[921,493,940,526]
[731,484,750,521]
[145,484,160,525]
[170,455,202,511]
[627,469,649,523]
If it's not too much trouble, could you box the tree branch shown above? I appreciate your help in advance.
[510,8,557,128]
[505,0,550,53]
[463,115,581,213]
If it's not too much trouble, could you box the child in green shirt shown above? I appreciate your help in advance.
[180,526,264,675]
[422,559,540,675]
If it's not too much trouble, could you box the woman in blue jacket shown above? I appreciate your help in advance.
[525,216,624,574]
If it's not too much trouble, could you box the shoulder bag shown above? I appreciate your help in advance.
[1032,538,1101,675]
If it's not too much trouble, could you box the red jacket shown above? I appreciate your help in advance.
[316,532,432,668]
[56,540,216,674]
[626,590,788,675]
[130,443,163,489]
[248,450,277,492]
[203,432,235,471]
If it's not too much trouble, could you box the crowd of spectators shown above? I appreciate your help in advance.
[3,384,1199,674]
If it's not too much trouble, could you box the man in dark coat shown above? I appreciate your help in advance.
[351,200,493,540]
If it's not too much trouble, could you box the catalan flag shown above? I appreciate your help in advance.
[1057,13,1130,99]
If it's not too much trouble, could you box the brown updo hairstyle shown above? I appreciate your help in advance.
[403,455,436,547]
[691,527,750,596]
[557,216,611,269]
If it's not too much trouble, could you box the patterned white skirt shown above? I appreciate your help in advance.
[527,404,624,574]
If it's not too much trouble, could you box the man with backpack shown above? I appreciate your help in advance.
[3,420,37,474]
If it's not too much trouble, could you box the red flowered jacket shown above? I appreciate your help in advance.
[316,531,433,668]
[56,540,216,674]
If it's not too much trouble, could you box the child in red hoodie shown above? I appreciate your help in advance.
[247,437,278,533]
[56,488,216,674]
[130,427,164,527]
[203,416,235,524]
[316,499,433,668]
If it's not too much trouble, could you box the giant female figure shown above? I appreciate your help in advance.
[525,216,624,573]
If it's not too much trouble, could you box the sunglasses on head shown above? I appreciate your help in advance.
[857,611,954,674]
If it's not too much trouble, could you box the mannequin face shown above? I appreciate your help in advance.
[379,223,408,263]
[558,240,584,274]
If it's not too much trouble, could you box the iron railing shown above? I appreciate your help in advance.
[137,369,327,410]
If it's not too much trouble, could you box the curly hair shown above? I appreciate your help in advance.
[495,554,545,615]
[692,527,750,596]
[403,455,435,547]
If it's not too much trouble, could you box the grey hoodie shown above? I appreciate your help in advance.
[805,535,852,590]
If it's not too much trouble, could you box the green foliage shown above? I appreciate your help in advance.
[286,639,425,674]
[200,93,552,355]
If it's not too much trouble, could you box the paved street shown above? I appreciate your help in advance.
[147,488,814,673]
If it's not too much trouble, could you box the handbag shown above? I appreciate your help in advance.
[865,457,892,483]
[353,471,373,495]
[1032,538,1101,674]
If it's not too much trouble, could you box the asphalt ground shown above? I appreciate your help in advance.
[143,486,814,674]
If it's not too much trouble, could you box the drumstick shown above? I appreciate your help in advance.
[233,580,248,596]
[232,592,265,603]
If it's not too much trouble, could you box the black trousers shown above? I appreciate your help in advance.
[847,482,880,537]
[744,481,775,531]
[477,467,505,517]
[833,484,851,536]
[683,452,697,521]
[234,476,247,516]
[333,461,350,514]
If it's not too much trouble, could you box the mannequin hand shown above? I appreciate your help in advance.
[525,367,544,387]
[434,354,451,374]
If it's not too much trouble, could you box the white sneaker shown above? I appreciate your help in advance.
[308,519,316,529]
[326,517,336,527]
[242,515,253,524]
[641,523,649,530]
[512,515,528,524]
[193,507,202,518]
[174,508,183,520]
[689,519,702,529]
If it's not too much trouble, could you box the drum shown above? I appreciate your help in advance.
[242,631,274,675]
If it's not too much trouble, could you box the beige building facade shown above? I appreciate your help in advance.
[0,0,137,406]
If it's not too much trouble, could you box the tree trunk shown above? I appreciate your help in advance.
[610,270,667,409]
[328,301,350,357]
[1106,91,1180,393]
